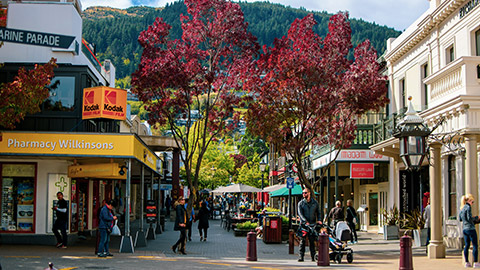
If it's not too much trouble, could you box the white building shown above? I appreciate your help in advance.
[372,0,480,256]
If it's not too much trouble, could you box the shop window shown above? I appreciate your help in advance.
[1,163,36,232]
[475,29,480,78]
[43,76,76,112]
[448,155,456,218]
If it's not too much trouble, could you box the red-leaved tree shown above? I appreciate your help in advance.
[245,13,388,191]
[0,58,57,129]
[131,0,259,204]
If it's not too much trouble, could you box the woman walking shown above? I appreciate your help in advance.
[459,194,480,268]
[197,201,210,241]
[345,199,358,244]
[172,196,187,255]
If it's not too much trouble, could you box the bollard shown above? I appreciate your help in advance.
[246,230,257,261]
[317,233,330,266]
[289,229,294,254]
[399,235,413,270]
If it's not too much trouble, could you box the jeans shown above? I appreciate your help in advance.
[52,219,68,246]
[98,228,111,254]
[173,229,186,252]
[347,221,357,242]
[464,229,478,263]
[299,234,317,259]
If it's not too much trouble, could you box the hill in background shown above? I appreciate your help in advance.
[82,1,400,86]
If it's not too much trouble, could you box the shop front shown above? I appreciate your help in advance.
[312,149,389,232]
[0,131,161,245]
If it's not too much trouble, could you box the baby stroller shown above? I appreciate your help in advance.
[324,222,354,264]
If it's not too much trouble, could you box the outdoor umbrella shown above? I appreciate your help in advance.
[219,183,262,193]
[262,183,285,193]
[269,185,318,197]
[211,186,228,193]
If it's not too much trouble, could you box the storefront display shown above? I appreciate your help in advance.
[1,163,36,232]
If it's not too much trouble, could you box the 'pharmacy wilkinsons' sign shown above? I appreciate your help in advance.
[0,27,75,49]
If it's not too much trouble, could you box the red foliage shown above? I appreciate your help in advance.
[0,58,57,129]
[230,153,247,169]
[131,0,259,202]
[245,13,388,187]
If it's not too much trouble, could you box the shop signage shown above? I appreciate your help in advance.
[460,0,480,18]
[312,150,389,170]
[0,132,159,171]
[82,87,127,120]
[68,163,126,179]
[160,184,172,191]
[399,170,411,214]
[350,163,374,179]
[0,27,75,48]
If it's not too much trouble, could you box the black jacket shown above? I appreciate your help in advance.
[297,198,321,224]
[345,206,357,223]
[197,205,210,229]
[174,204,186,231]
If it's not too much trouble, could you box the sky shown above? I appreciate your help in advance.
[80,0,431,31]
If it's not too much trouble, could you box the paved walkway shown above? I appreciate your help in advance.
[0,219,464,269]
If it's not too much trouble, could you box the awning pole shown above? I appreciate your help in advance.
[120,159,134,253]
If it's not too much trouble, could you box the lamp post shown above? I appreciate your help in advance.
[394,97,431,213]
[259,160,267,210]
[393,97,445,258]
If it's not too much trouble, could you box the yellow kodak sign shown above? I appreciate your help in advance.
[82,86,127,120]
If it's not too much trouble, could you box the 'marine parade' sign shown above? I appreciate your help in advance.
[0,27,75,49]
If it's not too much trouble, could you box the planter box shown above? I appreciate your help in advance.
[234,228,251,237]
[383,225,399,240]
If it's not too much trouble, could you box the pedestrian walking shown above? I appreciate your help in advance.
[172,196,187,255]
[97,200,116,257]
[165,195,171,217]
[459,194,480,268]
[52,192,68,248]
[328,200,344,228]
[197,201,210,241]
[185,198,195,241]
[345,199,358,244]
[423,197,431,252]
[297,188,322,262]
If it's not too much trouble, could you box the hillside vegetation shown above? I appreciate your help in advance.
[82,1,400,86]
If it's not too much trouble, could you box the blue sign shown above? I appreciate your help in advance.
[286,177,295,189]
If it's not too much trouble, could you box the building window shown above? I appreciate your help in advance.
[448,155,456,218]
[400,78,406,111]
[1,163,36,232]
[43,76,76,112]
[422,63,428,109]
[476,29,480,56]
[447,45,455,64]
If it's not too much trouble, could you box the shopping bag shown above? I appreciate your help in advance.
[111,220,121,236]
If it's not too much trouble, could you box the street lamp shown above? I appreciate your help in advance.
[259,160,267,210]
[394,98,431,171]
[393,97,431,213]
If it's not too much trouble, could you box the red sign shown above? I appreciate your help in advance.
[350,163,374,179]
[271,219,278,229]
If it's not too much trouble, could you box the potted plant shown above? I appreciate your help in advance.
[382,206,400,240]
[234,221,258,237]
[401,209,427,246]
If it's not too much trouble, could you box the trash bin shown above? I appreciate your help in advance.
[263,216,282,243]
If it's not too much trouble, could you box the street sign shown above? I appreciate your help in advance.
[286,177,295,189]
[159,184,172,190]
[0,27,75,49]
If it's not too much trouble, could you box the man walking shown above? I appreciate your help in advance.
[52,192,68,248]
[328,200,344,228]
[297,188,321,262]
